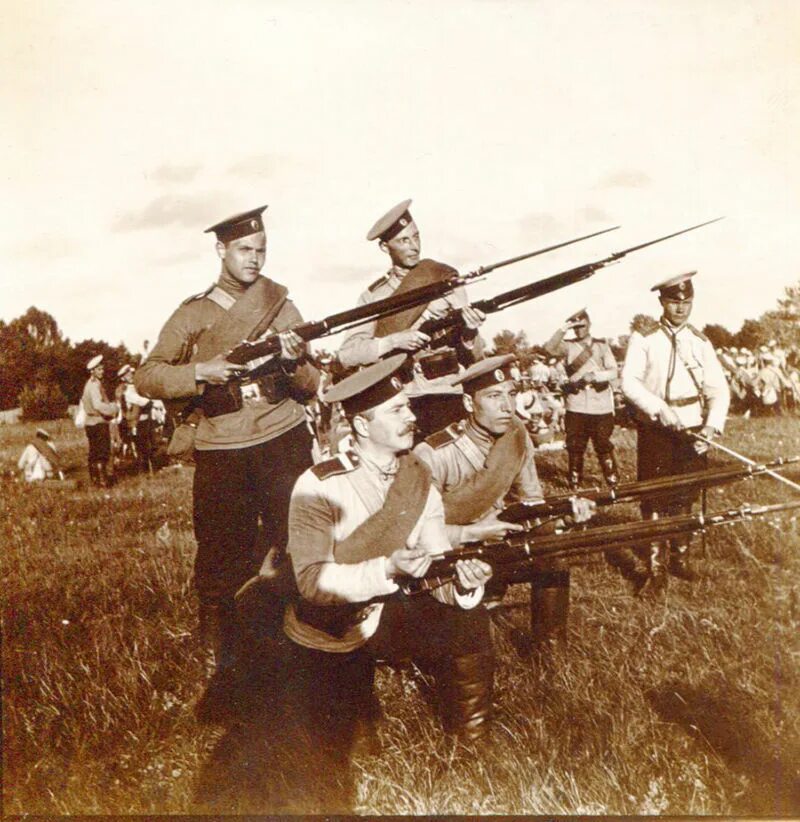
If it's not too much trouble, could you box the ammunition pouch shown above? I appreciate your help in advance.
[563,380,609,395]
[415,349,460,381]
[294,597,380,639]
[201,372,293,418]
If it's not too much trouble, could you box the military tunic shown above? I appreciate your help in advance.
[622,320,730,517]
[135,277,319,603]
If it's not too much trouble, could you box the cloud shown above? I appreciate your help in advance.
[227,152,297,178]
[148,164,201,184]
[9,236,81,260]
[579,206,616,223]
[516,212,563,237]
[595,170,652,189]
[111,192,224,232]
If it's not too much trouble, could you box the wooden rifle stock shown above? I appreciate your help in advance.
[402,500,800,595]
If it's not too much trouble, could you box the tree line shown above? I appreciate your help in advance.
[0,307,136,419]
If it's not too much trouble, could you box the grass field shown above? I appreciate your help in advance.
[2,415,800,815]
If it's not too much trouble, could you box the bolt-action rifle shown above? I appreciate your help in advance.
[223,225,620,370]
[407,218,723,351]
[401,499,800,596]
[498,456,800,526]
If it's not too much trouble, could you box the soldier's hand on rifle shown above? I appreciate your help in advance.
[381,329,431,354]
[455,558,493,591]
[279,330,305,361]
[462,511,523,543]
[461,306,486,330]
[692,425,716,455]
[570,496,596,523]
[386,547,432,579]
[195,354,246,385]
[656,404,683,430]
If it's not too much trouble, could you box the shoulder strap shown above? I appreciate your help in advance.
[424,422,463,450]
[374,258,457,337]
[564,339,596,378]
[311,451,359,480]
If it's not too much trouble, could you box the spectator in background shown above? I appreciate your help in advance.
[17,428,64,482]
[80,355,118,487]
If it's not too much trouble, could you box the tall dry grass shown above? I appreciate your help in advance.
[2,416,799,814]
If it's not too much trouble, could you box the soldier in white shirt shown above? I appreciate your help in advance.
[622,271,730,584]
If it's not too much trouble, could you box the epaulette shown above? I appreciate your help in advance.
[424,422,464,450]
[687,324,709,342]
[311,450,360,480]
[181,283,216,305]
[593,337,607,343]
[367,274,389,293]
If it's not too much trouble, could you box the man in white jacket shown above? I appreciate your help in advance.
[622,271,730,584]
[283,354,492,808]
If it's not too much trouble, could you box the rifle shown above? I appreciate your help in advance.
[412,218,723,350]
[498,456,800,525]
[401,499,800,595]
[223,225,620,369]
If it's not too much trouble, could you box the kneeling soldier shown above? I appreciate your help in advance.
[414,355,594,648]
[283,355,493,806]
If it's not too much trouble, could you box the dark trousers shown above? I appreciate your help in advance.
[410,394,466,444]
[85,422,111,464]
[284,593,492,804]
[135,419,154,472]
[192,423,313,603]
[564,411,615,462]
[636,422,707,518]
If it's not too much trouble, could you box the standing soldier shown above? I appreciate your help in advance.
[119,364,156,473]
[135,205,319,717]
[81,355,118,487]
[414,354,595,648]
[338,199,485,440]
[545,308,619,489]
[622,271,730,584]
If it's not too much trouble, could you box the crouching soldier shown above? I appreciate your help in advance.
[283,355,493,808]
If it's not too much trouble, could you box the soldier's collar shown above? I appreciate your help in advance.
[352,443,399,481]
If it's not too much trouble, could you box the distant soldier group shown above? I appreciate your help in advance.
[135,200,732,810]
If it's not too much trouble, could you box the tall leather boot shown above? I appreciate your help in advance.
[195,598,240,724]
[88,460,100,486]
[440,652,495,743]
[94,462,109,488]
[567,452,584,491]
[530,570,570,649]
[600,454,619,488]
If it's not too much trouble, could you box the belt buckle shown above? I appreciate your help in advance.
[239,379,264,406]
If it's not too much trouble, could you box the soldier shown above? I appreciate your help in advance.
[119,364,156,472]
[80,355,119,487]
[622,271,730,583]
[414,354,594,647]
[17,428,64,482]
[282,354,493,807]
[338,199,485,440]
[544,308,619,489]
[135,205,319,717]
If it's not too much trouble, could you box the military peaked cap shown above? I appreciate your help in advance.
[366,199,413,242]
[86,354,103,371]
[651,271,696,300]
[452,353,517,394]
[324,353,409,416]
[117,364,133,378]
[205,205,267,244]
[567,307,589,323]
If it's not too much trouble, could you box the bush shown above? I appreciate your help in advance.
[19,382,70,421]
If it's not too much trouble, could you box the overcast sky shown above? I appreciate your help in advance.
[3,0,799,355]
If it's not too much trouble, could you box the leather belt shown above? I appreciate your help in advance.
[667,395,700,408]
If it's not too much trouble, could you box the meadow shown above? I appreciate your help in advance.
[2,415,799,815]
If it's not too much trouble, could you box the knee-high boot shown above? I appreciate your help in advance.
[440,652,495,742]
[530,570,570,648]
[600,453,619,487]
[567,452,584,490]
[196,598,240,723]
